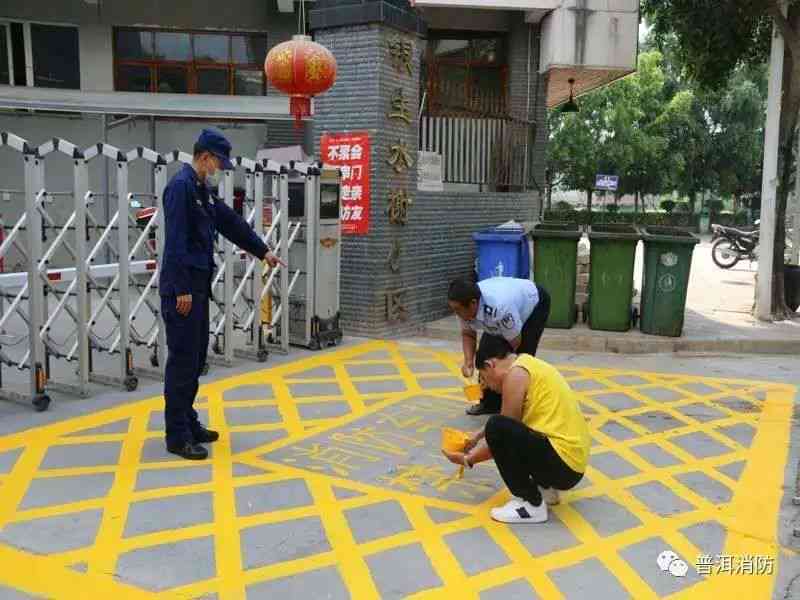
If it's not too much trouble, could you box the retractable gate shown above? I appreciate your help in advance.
[0,132,337,412]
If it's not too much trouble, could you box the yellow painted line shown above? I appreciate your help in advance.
[207,388,246,600]
[307,478,382,599]
[9,497,108,523]
[117,523,217,554]
[0,341,795,599]
[86,410,148,575]
[0,443,50,527]
[705,384,794,597]
[0,542,153,599]
[153,579,218,600]
[402,500,474,594]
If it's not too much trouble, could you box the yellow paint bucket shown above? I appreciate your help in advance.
[463,383,482,403]
[441,427,470,453]
[441,427,469,479]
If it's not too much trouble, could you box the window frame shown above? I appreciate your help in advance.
[0,22,13,85]
[423,31,509,117]
[113,27,268,96]
[0,19,80,88]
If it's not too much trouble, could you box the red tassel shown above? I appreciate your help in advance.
[290,96,311,130]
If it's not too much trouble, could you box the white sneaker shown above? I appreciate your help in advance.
[540,487,560,506]
[490,497,548,524]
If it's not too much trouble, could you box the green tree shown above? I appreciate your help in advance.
[642,0,794,318]
[655,88,716,213]
[547,51,675,212]
[709,65,767,211]
[547,91,606,211]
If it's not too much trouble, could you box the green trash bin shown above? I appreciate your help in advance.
[587,224,640,332]
[532,223,583,328]
[640,226,699,336]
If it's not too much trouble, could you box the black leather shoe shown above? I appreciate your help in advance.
[191,426,219,444]
[466,402,500,416]
[167,441,209,460]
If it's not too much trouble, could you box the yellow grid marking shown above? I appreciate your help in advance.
[0,341,794,599]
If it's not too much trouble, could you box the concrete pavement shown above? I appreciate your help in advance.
[0,339,797,599]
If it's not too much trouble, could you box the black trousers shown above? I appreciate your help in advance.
[480,284,551,412]
[485,414,583,506]
[162,291,209,445]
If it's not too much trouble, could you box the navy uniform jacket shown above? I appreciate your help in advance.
[159,164,269,297]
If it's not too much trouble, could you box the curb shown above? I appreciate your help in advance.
[420,327,800,355]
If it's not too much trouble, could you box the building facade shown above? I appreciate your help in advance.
[0,0,638,336]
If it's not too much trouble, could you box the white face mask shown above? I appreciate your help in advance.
[206,169,222,189]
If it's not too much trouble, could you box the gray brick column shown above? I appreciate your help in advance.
[311,1,425,336]
[507,20,549,195]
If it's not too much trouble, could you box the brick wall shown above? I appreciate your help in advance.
[312,24,389,334]
[507,21,549,193]
[377,190,539,336]
[312,8,544,338]
[263,120,305,150]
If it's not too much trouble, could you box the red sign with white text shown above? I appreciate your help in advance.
[321,132,370,235]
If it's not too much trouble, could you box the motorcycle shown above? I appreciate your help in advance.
[711,221,795,269]
[710,224,758,269]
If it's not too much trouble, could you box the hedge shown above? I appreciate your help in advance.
[542,210,701,228]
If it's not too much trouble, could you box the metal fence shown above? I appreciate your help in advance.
[419,115,536,189]
[0,131,304,411]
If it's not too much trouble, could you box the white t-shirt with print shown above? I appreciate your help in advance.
[460,277,539,341]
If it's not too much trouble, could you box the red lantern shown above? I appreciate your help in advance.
[265,34,337,128]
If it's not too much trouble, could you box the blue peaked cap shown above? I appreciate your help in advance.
[196,128,234,171]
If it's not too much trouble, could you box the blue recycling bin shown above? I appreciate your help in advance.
[472,228,531,281]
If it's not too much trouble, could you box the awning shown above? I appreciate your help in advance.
[0,86,300,121]
[410,0,557,10]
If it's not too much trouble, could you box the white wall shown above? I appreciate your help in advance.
[80,24,114,91]
[1,0,297,92]
[539,0,639,71]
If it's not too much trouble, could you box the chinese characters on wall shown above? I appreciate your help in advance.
[320,132,371,235]
[385,33,416,322]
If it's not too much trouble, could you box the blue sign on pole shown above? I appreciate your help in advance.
[595,174,619,191]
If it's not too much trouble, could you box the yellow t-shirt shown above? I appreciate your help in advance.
[512,354,590,473]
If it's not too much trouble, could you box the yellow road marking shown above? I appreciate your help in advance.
[0,341,794,599]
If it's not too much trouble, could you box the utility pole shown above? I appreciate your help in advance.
[793,131,800,264]
[756,2,786,320]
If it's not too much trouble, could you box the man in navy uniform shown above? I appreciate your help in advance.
[160,129,280,460]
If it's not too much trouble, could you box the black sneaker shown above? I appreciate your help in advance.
[167,441,209,460]
[191,426,220,444]
[466,402,499,416]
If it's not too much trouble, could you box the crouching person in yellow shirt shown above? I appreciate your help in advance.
[442,335,590,524]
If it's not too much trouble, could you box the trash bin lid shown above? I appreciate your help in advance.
[587,224,640,241]
[641,226,699,245]
[472,229,526,242]
[532,222,583,240]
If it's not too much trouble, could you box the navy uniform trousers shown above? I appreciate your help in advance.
[161,273,210,445]
[159,164,268,446]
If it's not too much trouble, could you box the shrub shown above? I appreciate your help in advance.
[660,200,677,214]
[554,200,573,211]
[734,210,749,226]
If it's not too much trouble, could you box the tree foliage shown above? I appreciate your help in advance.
[642,0,797,318]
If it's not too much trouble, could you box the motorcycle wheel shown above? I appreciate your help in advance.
[712,238,740,269]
